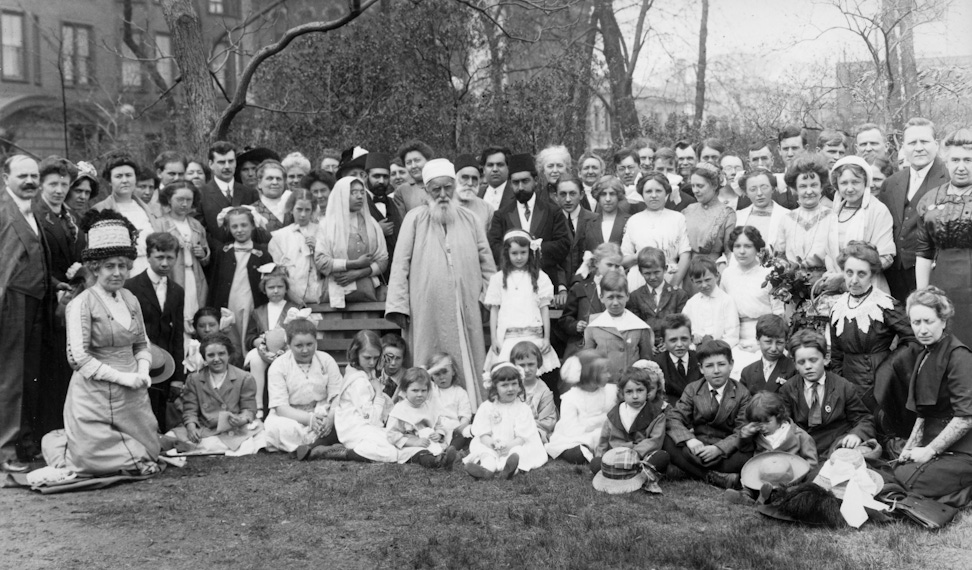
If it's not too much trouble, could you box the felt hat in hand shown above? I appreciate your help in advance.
[593,448,647,494]
[148,344,176,385]
[740,451,811,491]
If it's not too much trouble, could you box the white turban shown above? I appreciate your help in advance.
[423,158,456,183]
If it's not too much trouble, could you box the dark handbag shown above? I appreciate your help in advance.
[876,484,959,529]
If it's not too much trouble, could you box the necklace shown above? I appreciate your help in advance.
[837,204,861,223]
[847,286,873,310]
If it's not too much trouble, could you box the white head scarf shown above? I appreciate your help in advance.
[321,176,379,261]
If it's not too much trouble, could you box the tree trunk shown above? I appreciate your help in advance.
[694,0,708,128]
[564,0,597,155]
[883,0,920,130]
[596,0,640,144]
[160,0,218,155]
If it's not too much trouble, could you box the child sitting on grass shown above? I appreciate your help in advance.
[510,341,557,443]
[663,340,753,490]
[386,368,459,469]
[739,392,818,468]
[172,333,265,455]
[778,329,876,460]
[464,362,549,480]
[592,363,670,493]
[681,257,739,347]
[583,271,654,384]
[738,315,796,394]
[264,319,343,457]
[427,352,472,449]
[545,350,617,464]
[379,333,408,399]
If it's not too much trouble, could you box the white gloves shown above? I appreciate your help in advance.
[100,366,151,389]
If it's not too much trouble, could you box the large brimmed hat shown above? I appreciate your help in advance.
[337,146,369,178]
[593,448,647,494]
[80,209,138,262]
[148,344,176,385]
[740,451,811,491]
[71,161,101,200]
[235,147,280,180]
[812,448,883,499]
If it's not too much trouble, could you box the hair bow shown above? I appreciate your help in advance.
[576,250,594,279]
[529,238,543,252]
[216,205,269,229]
[76,161,97,179]
[218,307,236,331]
[283,307,321,325]
[560,356,582,385]
[257,262,277,274]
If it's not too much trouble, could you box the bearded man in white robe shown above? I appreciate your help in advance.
[385,159,496,406]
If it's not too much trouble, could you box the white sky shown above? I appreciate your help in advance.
[622,0,972,87]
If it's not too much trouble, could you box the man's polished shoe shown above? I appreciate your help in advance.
[2,459,30,473]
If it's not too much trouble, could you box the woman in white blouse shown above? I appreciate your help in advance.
[91,152,160,275]
[621,171,692,289]
[735,168,787,251]
[721,226,784,376]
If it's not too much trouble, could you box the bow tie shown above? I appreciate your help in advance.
[372,194,387,205]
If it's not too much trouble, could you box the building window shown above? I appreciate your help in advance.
[121,33,142,88]
[1,11,26,81]
[208,1,240,17]
[154,33,174,86]
[61,23,92,86]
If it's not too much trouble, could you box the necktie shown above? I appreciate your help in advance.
[524,202,531,222]
[568,213,574,234]
[710,389,719,410]
[651,288,660,308]
[224,182,233,201]
[152,277,167,307]
[808,382,822,427]
[677,358,686,378]
[62,210,79,242]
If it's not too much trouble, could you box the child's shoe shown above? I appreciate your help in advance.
[705,471,741,490]
[440,447,460,470]
[499,453,520,480]
[465,462,495,480]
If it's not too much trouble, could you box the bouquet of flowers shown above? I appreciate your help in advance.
[760,251,841,334]
[760,251,814,306]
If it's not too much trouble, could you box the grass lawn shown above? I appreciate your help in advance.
[2,454,971,569]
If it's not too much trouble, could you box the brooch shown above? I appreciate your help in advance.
[824,405,832,414]
[490,411,503,424]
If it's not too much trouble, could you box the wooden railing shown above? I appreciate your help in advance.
[309,302,563,367]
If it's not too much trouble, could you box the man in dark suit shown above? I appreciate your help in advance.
[879,118,948,303]
[197,140,263,249]
[125,232,185,432]
[33,157,85,437]
[487,153,571,290]
[478,146,515,212]
[652,314,702,404]
[365,152,402,281]
[0,155,54,472]
[553,176,597,298]
[738,314,796,394]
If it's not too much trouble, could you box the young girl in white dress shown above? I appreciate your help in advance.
[269,188,323,305]
[464,362,548,480]
[545,350,618,464]
[333,330,398,462]
[263,319,343,455]
[427,352,473,449]
[386,368,459,469]
[484,229,560,374]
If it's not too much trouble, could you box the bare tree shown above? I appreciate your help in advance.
[595,0,654,144]
[693,0,708,128]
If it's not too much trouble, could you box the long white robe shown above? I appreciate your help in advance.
[385,205,496,407]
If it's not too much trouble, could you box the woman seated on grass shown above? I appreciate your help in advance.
[264,318,344,454]
[168,333,266,455]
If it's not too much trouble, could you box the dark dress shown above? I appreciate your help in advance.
[893,334,972,507]
[829,289,915,409]
[916,185,972,345]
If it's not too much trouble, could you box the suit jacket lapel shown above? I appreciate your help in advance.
[609,214,626,243]
[530,201,547,236]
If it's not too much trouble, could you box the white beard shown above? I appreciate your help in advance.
[457,186,477,202]
[429,198,457,226]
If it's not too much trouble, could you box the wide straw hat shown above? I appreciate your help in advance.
[148,344,175,385]
[740,451,811,491]
[592,448,647,494]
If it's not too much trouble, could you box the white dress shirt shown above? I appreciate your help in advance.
[517,193,536,231]
[147,267,168,308]
[707,382,727,404]
[482,181,507,211]
[907,163,934,202]
[6,187,38,234]
[804,376,826,407]
[214,177,234,199]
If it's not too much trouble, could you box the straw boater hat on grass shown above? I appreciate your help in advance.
[740,451,811,491]
[80,209,138,262]
[593,448,647,494]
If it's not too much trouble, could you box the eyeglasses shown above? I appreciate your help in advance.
[617,165,638,173]
[383,354,404,362]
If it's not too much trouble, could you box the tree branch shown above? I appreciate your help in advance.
[213,0,381,139]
